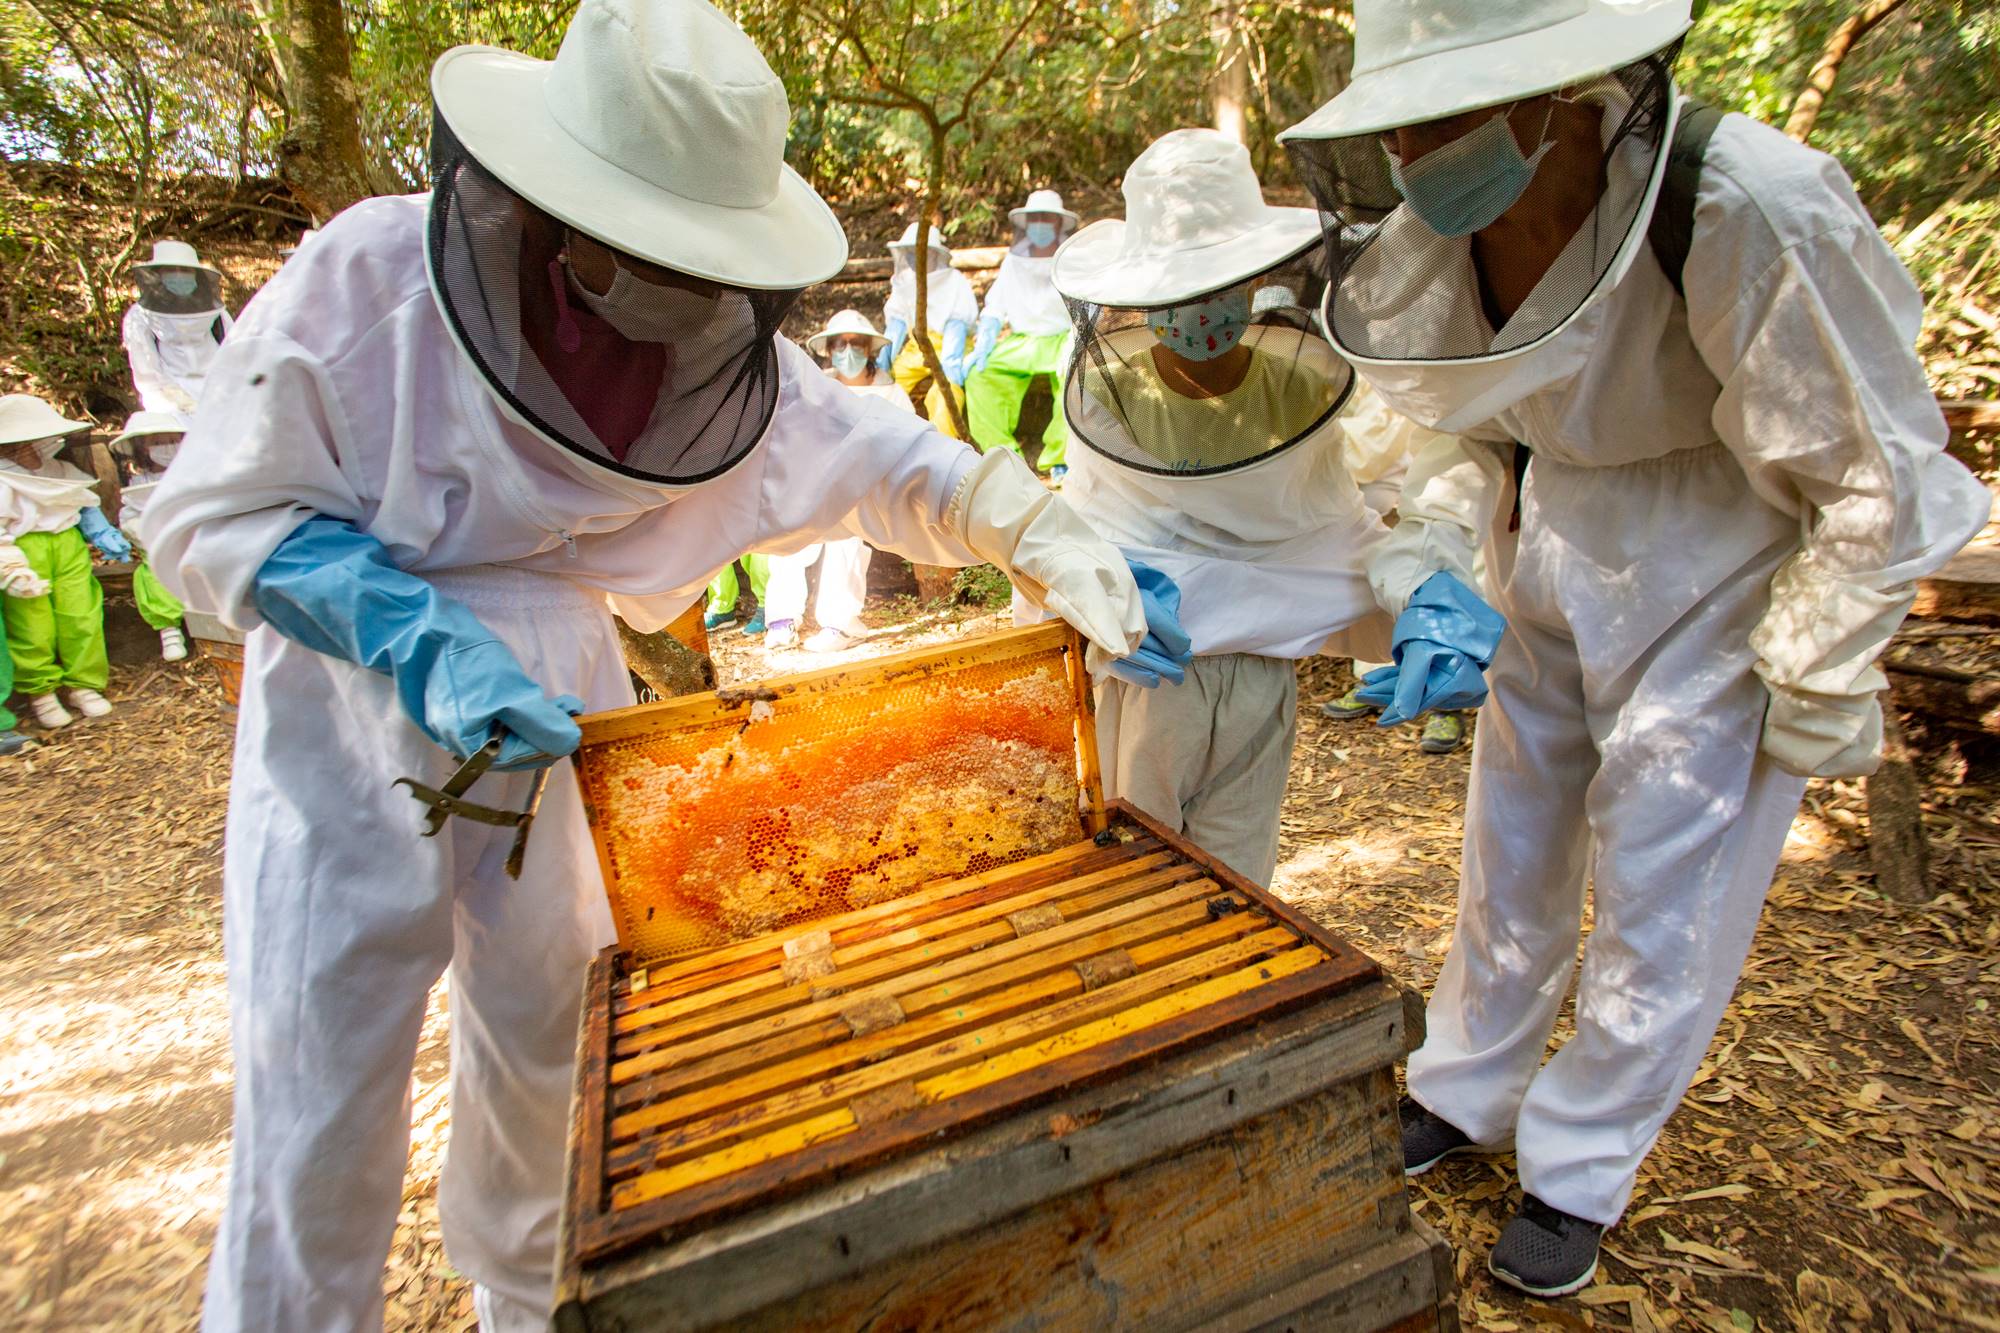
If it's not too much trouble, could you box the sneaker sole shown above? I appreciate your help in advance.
[1488,1253,1599,1300]
[1418,739,1464,754]
[1320,707,1378,721]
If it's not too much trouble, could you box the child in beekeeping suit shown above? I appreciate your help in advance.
[0,394,133,728]
[1044,128,1488,885]
[110,411,191,661]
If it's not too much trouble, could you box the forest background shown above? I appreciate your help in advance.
[0,0,1995,457]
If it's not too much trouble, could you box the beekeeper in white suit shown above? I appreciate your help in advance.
[1047,128,1406,885]
[122,239,233,420]
[1280,0,1990,1298]
[138,3,1180,1328]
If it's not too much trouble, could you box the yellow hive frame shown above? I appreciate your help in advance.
[576,623,1106,965]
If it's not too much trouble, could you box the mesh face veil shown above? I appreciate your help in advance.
[890,240,952,280]
[134,267,223,315]
[1062,244,1354,478]
[1284,49,1679,366]
[113,432,183,483]
[426,110,805,486]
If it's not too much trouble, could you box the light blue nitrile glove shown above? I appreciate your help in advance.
[941,319,971,385]
[879,317,909,372]
[77,506,133,562]
[1106,557,1193,689]
[1355,571,1506,726]
[968,316,1002,376]
[252,515,585,770]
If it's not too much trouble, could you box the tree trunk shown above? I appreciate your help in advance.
[1784,0,1911,143]
[1210,1,1249,144]
[616,607,716,701]
[266,0,373,222]
[1866,702,1931,903]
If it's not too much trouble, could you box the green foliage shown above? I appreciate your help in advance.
[952,562,1015,609]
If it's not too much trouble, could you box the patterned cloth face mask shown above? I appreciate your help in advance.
[1150,288,1253,362]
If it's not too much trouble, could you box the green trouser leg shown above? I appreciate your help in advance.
[706,555,771,615]
[965,332,1069,469]
[5,528,109,694]
[0,604,14,731]
[133,558,185,630]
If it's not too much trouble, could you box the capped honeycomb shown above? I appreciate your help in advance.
[577,625,1099,963]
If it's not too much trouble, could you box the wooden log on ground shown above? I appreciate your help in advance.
[829,245,1011,284]
[1884,655,2000,736]
[1910,544,2000,623]
[1866,701,1932,903]
[1940,398,2000,434]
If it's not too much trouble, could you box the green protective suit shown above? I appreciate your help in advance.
[966,331,1069,470]
[0,608,14,732]
[3,527,109,695]
[133,559,185,630]
[705,554,771,617]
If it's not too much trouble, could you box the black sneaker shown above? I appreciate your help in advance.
[1399,1097,1476,1175]
[1488,1194,1604,1298]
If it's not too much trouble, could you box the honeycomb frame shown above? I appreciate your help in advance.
[575,623,1105,964]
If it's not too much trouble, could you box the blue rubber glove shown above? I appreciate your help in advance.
[252,515,585,770]
[941,319,971,385]
[968,317,1002,376]
[1105,557,1193,689]
[77,507,133,562]
[1354,571,1505,726]
[879,317,909,372]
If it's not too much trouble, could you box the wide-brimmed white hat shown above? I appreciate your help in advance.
[1009,189,1079,228]
[0,394,90,446]
[1279,0,1691,142]
[805,309,889,357]
[431,0,847,290]
[111,410,185,448]
[887,222,953,263]
[1053,129,1319,308]
[133,239,219,274]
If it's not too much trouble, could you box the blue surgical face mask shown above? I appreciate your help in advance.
[1390,104,1554,238]
[830,345,870,379]
[163,271,200,297]
[1025,220,1058,249]
[1150,288,1252,362]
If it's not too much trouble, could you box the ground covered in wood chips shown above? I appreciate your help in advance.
[3,604,1996,1331]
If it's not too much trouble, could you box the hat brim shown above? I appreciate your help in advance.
[433,45,848,291]
[134,259,222,275]
[1278,0,1690,142]
[1052,207,1321,307]
[0,410,91,447]
[805,330,889,356]
[1009,204,1080,227]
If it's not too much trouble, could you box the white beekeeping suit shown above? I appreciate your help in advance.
[1281,0,1990,1294]
[139,4,1152,1330]
[1047,129,1411,885]
[122,239,233,419]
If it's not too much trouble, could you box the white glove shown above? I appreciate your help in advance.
[0,541,49,599]
[1750,551,1911,780]
[946,448,1145,666]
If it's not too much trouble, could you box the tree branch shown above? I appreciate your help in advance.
[1783,0,1912,143]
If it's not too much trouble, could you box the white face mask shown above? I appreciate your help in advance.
[830,346,871,380]
[571,261,723,344]
[162,271,200,298]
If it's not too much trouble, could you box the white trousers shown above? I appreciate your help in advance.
[202,565,630,1332]
[1095,653,1297,886]
[1407,460,1807,1227]
[762,537,871,633]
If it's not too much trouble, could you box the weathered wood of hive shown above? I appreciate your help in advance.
[575,625,1102,963]
[572,811,1377,1261]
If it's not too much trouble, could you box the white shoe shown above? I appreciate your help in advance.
[765,620,799,650]
[159,627,189,661]
[67,688,113,718]
[803,627,862,653]
[28,693,73,729]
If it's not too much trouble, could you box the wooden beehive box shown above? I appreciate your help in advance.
[558,624,1454,1332]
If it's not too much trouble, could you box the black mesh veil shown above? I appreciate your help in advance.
[112,429,183,483]
[133,267,223,315]
[426,109,804,486]
[1284,48,1679,365]
[1061,243,1354,478]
